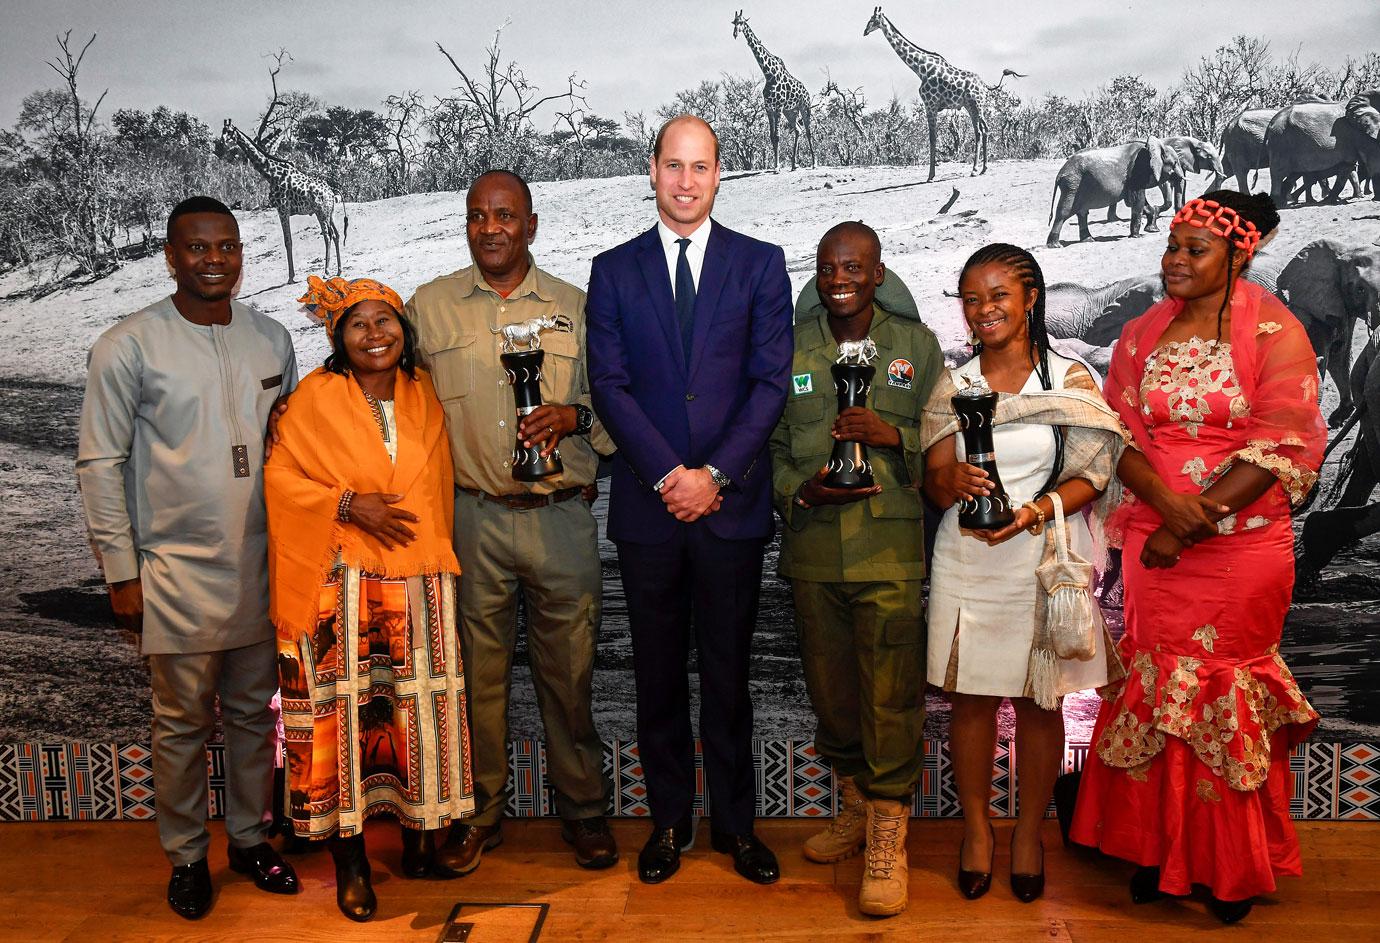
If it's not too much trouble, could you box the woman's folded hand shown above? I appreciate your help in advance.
[349,492,420,550]
[1154,491,1228,545]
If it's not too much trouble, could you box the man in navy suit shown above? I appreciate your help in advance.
[587,115,793,885]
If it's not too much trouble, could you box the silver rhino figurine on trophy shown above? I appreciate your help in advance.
[493,314,573,353]
[496,314,575,480]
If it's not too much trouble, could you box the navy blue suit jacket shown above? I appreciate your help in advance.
[587,221,793,544]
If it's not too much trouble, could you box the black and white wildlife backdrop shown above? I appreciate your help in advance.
[0,0,1377,745]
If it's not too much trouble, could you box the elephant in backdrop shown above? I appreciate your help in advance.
[1160,135,1225,210]
[1276,238,1380,426]
[1217,107,1276,192]
[1298,334,1380,581]
[1044,274,1163,347]
[1266,90,1380,205]
[1039,252,1291,372]
[1047,139,1184,247]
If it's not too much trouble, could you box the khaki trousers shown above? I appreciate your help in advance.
[453,490,609,825]
[147,637,277,865]
[792,579,926,800]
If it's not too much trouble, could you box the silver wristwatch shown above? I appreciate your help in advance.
[705,464,731,489]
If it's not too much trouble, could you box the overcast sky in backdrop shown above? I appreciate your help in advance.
[1,0,1374,134]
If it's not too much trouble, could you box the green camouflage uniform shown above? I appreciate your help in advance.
[770,303,942,799]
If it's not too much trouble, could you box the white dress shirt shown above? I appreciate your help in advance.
[657,218,711,296]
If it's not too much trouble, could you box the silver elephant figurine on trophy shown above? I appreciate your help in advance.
[823,337,879,489]
[496,315,575,481]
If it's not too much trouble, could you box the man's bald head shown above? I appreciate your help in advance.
[816,220,884,321]
[653,114,720,163]
[819,220,881,260]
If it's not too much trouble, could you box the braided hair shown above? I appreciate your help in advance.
[958,242,1055,391]
[958,242,1064,495]
[1183,189,1280,342]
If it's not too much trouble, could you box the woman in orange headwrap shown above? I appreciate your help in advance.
[267,276,474,922]
[1069,193,1325,924]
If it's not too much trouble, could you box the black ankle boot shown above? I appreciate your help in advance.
[328,835,376,921]
[1129,865,1165,904]
[400,826,436,878]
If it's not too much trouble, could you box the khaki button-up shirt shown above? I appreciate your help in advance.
[769,305,943,583]
[405,258,613,496]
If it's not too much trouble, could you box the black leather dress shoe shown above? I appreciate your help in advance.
[167,858,212,920]
[637,815,695,884]
[1129,865,1166,904]
[709,830,779,885]
[228,841,300,894]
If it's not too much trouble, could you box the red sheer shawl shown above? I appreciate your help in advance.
[1102,279,1326,542]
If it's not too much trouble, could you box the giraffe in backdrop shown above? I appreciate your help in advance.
[864,6,1023,181]
[732,11,816,171]
[220,119,346,283]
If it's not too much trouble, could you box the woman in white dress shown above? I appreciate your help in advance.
[921,244,1125,904]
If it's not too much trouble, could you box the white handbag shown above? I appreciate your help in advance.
[1036,492,1100,662]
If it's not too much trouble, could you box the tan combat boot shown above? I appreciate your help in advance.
[803,775,867,863]
[858,798,909,917]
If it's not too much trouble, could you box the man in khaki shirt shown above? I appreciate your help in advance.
[405,170,617,875]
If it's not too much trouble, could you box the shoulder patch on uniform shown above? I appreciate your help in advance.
[887,359,914,389]
[792,373,814,395]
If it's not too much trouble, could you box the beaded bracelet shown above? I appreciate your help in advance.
[1022,499,1047,536]
[337,489,356,523]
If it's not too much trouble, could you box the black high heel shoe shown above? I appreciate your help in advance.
[1207,895,1253,924]
[328,835,377,922]
[1009,836,1045,903]
[1129,865,1166,904]
[401,827,436,878]
[957,822,996,900]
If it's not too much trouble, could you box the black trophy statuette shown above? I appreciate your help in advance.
[823,338,878,489]
[951,376,1014,529]
[495,315,574,482]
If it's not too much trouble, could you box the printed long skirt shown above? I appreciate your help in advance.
[278,566,475,837]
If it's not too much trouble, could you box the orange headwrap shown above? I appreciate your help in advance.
[1170,198,1262,259]
[297,275,405,334]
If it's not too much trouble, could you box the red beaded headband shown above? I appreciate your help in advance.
[1171,198,1261,258]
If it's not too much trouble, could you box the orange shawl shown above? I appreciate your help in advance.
[265,366,460,637]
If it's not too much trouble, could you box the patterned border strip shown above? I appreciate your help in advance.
[0,740,1373,822]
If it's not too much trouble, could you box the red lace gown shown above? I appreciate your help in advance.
[1071,281,1326,902]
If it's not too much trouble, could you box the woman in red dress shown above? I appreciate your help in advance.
[1070,191,1326,923]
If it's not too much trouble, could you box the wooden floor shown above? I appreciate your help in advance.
[2,818,1378,942]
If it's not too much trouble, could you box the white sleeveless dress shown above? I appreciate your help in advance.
[926,351,1114,697]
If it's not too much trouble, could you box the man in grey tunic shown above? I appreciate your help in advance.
[77,197,300,919]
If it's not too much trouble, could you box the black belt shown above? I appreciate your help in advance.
[457,484,596,510]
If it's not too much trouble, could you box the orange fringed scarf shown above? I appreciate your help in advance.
[265,366,460,637]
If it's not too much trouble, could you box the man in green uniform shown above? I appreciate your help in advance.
[769,221,942,917]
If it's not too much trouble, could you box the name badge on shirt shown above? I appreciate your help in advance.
[261,374,284,391]
[792,373,813,395]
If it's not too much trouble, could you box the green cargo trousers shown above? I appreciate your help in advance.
[453,490,610,825]
[792,579,926,800]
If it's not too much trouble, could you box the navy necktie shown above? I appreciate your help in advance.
[674,237,696,357]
